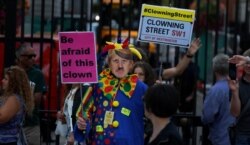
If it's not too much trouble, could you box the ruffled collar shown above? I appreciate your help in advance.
[99,69,138,100]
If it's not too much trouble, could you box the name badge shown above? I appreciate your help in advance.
[104,111,114,125]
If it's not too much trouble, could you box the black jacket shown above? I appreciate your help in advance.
[144,122,183,145]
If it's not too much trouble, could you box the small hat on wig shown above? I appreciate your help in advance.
[102,38,142,60]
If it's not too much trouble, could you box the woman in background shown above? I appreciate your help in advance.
[132,61,156,87]
[0,66,34,145]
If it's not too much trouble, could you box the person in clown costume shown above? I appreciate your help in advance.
[74,38,147,145]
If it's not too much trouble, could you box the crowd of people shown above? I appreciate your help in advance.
[1,36,250,145]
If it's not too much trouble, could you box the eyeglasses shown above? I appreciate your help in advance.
[21,54,37,59]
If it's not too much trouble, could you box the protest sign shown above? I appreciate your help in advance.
[138,4,196,47]
[59,32,98,83]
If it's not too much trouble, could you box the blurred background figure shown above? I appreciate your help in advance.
[131,61,156,138]
[56,83,89,145]
[0,66,34,144]
[175,48,199,113]
[202,54,235,145]
[229,49,250,145]
[15,43,48,144]
[174,48,199,145]
[144,84,183,145]
[132,61,156,87]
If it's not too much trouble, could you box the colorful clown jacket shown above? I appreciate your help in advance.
[74,68,148,145]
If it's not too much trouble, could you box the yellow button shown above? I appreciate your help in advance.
[112,101,119,107]
[112,121,119,128]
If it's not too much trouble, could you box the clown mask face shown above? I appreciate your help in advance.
[108,50,134,79]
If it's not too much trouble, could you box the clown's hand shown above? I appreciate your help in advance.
[77,117,87,131]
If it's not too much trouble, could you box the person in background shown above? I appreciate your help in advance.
[174,48,199,145]
[202,54,235,145]
[174,48,199,113]
[144,84,183,145]
[15,43,47,144]
[132,61,156,87]
[0,66,34,144]
[57,83,89,145]
[228,49,250,145]
[57,84,79,145]
[131,61,156,138]
[74,38,147,145]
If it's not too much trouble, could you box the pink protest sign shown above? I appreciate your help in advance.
[59,32,98,84]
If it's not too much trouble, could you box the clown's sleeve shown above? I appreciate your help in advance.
[74,86,94,142]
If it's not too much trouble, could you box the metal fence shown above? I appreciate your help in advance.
[0,0,249,144]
